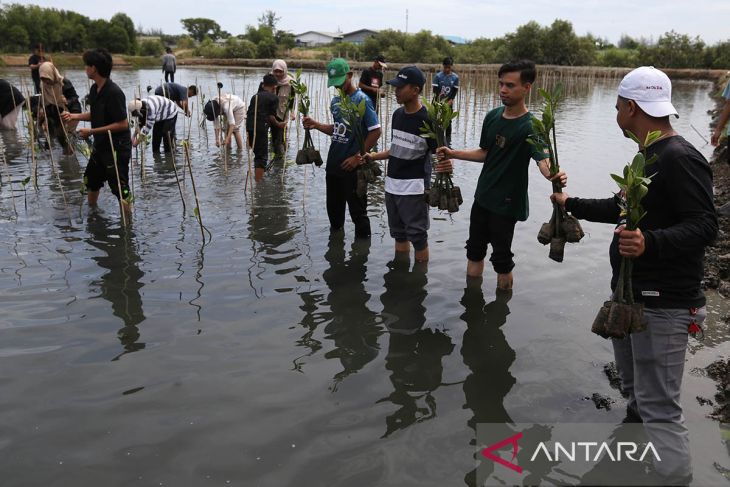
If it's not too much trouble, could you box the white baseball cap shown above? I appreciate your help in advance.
[127,99,143,114]
[618,66,678,118]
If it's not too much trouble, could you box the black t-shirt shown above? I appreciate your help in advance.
[360,67,383,106]
[28,54,43,83]
[88,79,131,152]
[246,90,279,134]
[0,79,25,117]
[62,79,81,113]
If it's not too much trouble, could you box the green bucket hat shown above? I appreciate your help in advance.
[326,58,350,88]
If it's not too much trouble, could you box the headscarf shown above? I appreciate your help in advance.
[39,61,67,108]
[271,59,294,119]
[271,59,290,86]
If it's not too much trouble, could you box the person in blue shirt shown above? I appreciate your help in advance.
[303,58,382,239]
[432,57,459,146]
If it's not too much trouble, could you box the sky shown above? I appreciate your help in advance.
[8,0,730,45]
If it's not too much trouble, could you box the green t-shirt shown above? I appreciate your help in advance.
[474,106,547,221]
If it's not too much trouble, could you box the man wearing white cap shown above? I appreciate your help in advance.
[552,66,717,484]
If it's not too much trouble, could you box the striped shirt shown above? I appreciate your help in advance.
[386,105,435,195]
[140,95,178,136]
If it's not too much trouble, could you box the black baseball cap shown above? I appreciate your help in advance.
[386,66,425,89]
[374,55,387,68]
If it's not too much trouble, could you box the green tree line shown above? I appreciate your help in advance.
[347,20,730,69]
[2,4,729,69]
[0,4,138,54]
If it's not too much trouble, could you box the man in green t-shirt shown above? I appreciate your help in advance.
[439,60,566,290]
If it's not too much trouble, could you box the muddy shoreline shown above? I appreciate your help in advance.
[703,74,730,424]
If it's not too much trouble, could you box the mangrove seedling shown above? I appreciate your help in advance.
[528,83,584,262]
[291,71,323,166]
[591,129,662,339]
[337,88,382,198]
[420,97,462,212]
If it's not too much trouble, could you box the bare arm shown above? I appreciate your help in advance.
[303,117,334,136]
[358,81,377,95]
[363,127,381,153]
[437,146,487,162]
[63,111,91,122]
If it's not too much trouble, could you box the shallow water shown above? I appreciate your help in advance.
[0,67,727,486]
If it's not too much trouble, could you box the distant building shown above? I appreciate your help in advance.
[341,29,379,45]
[295,31,344,47]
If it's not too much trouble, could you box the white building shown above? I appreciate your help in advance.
[295,31,344,47]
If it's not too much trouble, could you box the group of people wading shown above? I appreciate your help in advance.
[0,46,720,485]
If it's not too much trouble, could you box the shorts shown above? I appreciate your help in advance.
[385,192,429,251]
[466,201,517,274]
[84,139,132,199]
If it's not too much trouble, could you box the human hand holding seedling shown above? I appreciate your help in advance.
[77,127,92,139]
[436,146,454,159]
[302,116,317,130]
[341,154,362,171]
[615,224,645,258]
[550,192,569,209]
[434,158,453,173]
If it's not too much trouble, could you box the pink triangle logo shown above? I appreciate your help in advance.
[481,432,523,473]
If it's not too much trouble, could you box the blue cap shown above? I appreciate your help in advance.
[386,66,425,89]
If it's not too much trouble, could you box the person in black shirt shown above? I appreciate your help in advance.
[247,74,285,182]
[62,48,131,212]
[28,44,45,94]
[154,82,197,116]
[552,67,717,484]
[358,55,386,113]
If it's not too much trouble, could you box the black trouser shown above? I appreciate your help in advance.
[152,115,177,153]
[247,130,268,169]
[466,202,517,274]
[164,71,175,83]
[326,171,371,238]
[84,140,131,200]
[44,104,69,149]
[445,123,452,147]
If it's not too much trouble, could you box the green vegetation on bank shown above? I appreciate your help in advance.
[1,4,728,69]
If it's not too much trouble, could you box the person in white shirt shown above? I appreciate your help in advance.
[204,93,245,150]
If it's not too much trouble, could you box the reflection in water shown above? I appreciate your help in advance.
[247,166,298,297]
[460,285,516,485]
[85,214,145,359]
[321,237,381,388]
[378,256,453,438]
